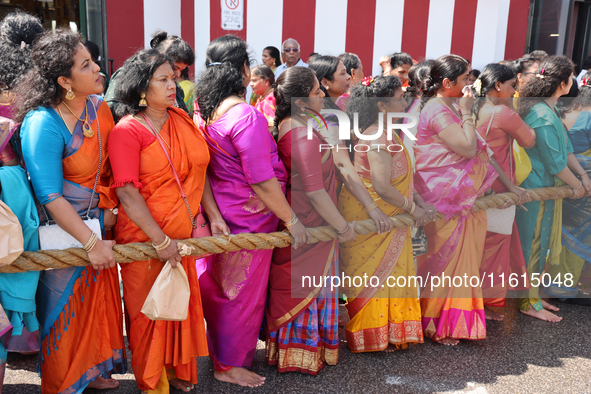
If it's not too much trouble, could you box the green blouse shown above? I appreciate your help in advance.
[523,102,574,188]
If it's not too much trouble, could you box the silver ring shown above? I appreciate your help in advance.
[380,221,384,224]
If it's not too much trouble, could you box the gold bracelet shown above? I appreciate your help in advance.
[409,202,417,215]
[364,202,378,214]
[83,232,99,253]
[285,213,299,228]
[460,118,474,129]
[152,235,171,251]
[402,197,409,211]
[337,222,352,236]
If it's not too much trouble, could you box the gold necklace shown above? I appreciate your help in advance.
[62,99,94,138]
[56,105,73,135]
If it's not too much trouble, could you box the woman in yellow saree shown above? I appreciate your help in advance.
[338,75,435,352]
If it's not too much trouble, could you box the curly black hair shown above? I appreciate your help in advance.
[517,55,574,118]
[273,66,317,133]
[346,75,402,132]
[113,49,173,119]
[195,35,251,123]
[13,29,81,123]
[404,59,433,104]
[150,30,195,66]
[570,72,591,111]
[0,11,43,90]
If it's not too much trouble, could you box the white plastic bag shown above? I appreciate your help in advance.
[141,261,190,321]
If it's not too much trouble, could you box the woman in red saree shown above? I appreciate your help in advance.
[473,64,535,319]
[16,30,125,393]
[266,67,356,375]
[414,55,497,346]
[109,50,226,393]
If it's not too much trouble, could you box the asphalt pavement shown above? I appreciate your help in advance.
[3,299,591,394]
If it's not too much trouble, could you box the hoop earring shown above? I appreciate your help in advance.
[139,92,147,107]
[65,89,75,101]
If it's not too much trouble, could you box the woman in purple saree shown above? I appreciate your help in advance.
[193,35,310,388]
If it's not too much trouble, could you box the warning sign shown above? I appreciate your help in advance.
[221,0,243,31]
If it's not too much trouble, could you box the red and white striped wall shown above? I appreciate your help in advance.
[106,0,531,76]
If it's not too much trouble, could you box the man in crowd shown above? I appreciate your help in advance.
[274,38,308,78]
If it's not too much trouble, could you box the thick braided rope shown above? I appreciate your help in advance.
[1,185,574,273]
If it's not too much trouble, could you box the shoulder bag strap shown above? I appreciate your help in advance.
[84,100,101,219]
[139,112,196,228]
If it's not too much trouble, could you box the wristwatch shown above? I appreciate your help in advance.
[109,208,119,215]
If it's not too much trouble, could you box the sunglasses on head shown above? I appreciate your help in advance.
[284,48,299,53]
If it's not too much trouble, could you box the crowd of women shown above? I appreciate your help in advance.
[0,10,590,394]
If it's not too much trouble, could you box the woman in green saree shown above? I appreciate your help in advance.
[516,56,591,322]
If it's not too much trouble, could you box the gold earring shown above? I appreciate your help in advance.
[65,89,75,100]
[139,92,147,107]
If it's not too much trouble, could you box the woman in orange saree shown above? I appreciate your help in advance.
[17,31,125,393]
[414,55,497,346]
[338,76,433,353]
[109,50,223,393]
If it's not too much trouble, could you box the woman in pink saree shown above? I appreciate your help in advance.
[414,55,497,346]
[193,35,310,388]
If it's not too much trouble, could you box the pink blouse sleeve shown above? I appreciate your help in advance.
[428,104,459,134]
[498,105,536,147]
[291,127,325,193]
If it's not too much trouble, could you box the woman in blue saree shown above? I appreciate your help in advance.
[15,30,125,393]
[547,73,591,304]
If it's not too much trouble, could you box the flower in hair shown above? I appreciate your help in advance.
[472,78,482,96]
[535,68,545,79]
[580,78,590,88]
[361,76,375,86]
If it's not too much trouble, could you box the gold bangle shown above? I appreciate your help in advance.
[83,232,99,253]
[402,197,409,211]
[337,222,352,236]
[285,213,299,228]
[409,202,417,215]
[152,235,171,251]
[460,118,474,129]
[364,202,378,214]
